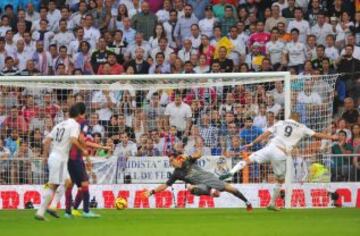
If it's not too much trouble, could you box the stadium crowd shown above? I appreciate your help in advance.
[0,0,360,184]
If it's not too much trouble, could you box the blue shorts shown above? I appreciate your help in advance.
[68,159,89,187]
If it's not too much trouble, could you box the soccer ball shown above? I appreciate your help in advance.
[115,197,128,210]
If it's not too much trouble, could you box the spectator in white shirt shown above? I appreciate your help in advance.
[32,19,55,51]
[25,3,40,22]
[283,28,307,72]
[148,23,167,49]
[47,0,62,32]
[310,11,333,46]
[91,90,117,123]
[164,90,192,135]
[325,34,340,62]
[340,34,360,60]
[52,19,75,48]
[266,27,285,70]
[199,6,217,38]
[228,26,246,67]
[150,37,174,62]
[114,132,138,157]
[126,32,151,61]
[156,0,172,23]
[31,7,49,32]
[71,1,88,28]
[0,16,12,37]
[177,39,197,63]
[83,14,101,50]
[12,39,32,71]
[270,81,285,106]
[23,32,36,56]
[5,31,16,55]
[287,7,310,44]
[189,24,201,50]
[297,80,322,105]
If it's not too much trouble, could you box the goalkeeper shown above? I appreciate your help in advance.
[144,148,253,211]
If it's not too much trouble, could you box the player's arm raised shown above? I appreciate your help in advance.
[312,132,338,141]
[245,130,272,149]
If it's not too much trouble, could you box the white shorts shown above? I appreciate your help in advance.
[249,144,288,179]
[48,153,69,185]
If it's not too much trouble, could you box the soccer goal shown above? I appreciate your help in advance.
[0,72,340,209]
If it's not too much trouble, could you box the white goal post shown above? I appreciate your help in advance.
[0,72,339,209]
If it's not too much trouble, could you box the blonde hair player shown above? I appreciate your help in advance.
[220,112,338,211]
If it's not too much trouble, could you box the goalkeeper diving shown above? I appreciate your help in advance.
[144,146,253,211]
[220,112,338,211]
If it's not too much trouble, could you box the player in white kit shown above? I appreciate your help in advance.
[220,112,337,211]
[35,104,88,220]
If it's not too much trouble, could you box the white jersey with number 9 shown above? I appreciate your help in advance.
[268,119,315,153]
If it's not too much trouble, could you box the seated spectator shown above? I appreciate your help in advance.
[0,138,10,183]
[198,6,216,38]
[150,37,174,63]
[185,136,211,156]
[240,117,263,151]
[149,52,171,74]
[3,106,28,135]
[332,130,353,181]
[194,54,210,73]
[113,132,137,157]
[336,118,352,141]
[283,28,307,73]
[245,43,264,72]
[91,89,118,125]
[160,126,180,154]
[1,56,20,76]
[253,103,267,130]
[137,138,160,157]
[213,46,234,72]
[88,113,105,138]
[117,113,135,141]
[342,97,359,126]
[91,37,113,74]
[5,129,20,158]
[178,38,197,63]
[21,59,41,76]
[128,47,150,74]
[97,52,124,75]
[297,80,322,105]
[219,121,238,153]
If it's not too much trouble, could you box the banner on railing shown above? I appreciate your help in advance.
[0,183,359,209]
[90,155,233,184]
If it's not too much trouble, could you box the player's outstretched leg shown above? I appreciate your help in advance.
[223,183,253,212]
[35,184,58,221]
[219,159,249,180]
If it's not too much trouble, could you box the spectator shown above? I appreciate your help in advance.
[199,113,219,150]
[149,23,167,50]
[282,0,296,18]
[83,14,101,49]
[91,37,113,73]
[164,90,192,136]
[163,9,178,49]
[149,52,171,74]
[240,117,263,151]
[97,52,124,75]
[311,11,333,47]
[228,26,246,67]
[306,34,317,61]
[277,21,292,43]
[32,40,52,75]
[332,130,353,181]
[219,5,238,37]
[161,125,180,154]
[214,46,234,72]
[137,138,160,157]
[53,45,73,75]
[248,21,270,55]
[131,1,157,41]
[194,54,210,73]
[185,135,211,156]
[1,56,20,76]
[52,19,75,48]
[266,27,286,70]
[126,32,151,61]
[265,5,286,33]
[253,103,267,129]
[325,34,340,63]
[0,16,12,37]
[5,129,20,158]
[117,113,135,141]
[156,0,172,24]
[91,89,117,125]
[337,44,360,98]
[114,132,137,157]
[74,41,93,75]
[342,97,360,126]
[213,1,236,19]
[189,24,201,50]
[199,6,217,39]
[174,4,198,47]
[150,37,174,62]
[287,7,310,44]
[312,45,327,70]
[283,28,307,73]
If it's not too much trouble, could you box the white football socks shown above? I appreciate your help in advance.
[49,185,65,209]
[36,188,54,217]
[229,160,247,175]
[270,183,282,206]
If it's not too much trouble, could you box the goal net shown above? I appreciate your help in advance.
[0,72,339,209]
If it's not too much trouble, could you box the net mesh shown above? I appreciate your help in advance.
[0,73,348,209]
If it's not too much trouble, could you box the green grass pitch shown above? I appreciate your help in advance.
[0,208,359,236]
